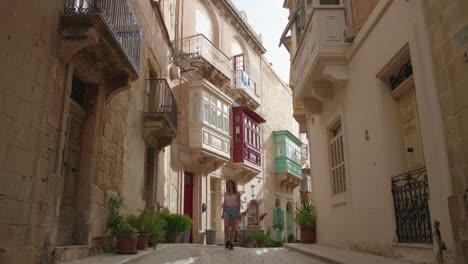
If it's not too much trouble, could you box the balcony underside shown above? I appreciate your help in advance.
[223,161,261,185]
[194,58,231,89]
[231,89,260,110]
[143,114,177,149]
[190,148,229,172]
[276,172,301,193]
[58,14,139,100]
[293,113,307,134]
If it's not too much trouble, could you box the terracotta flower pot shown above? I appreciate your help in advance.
[247,241,255,248]
[300,228,315,244]
[257,241,266,248]
[169,232,183,243]
[137,233,149,250]
[116,234,138,254]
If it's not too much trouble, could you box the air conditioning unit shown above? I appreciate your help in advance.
[344,26,357,42]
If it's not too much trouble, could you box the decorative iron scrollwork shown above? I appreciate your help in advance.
[390,60,413,90]
[391,167,433,244]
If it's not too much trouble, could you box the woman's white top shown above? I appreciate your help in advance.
[225,193,238,206]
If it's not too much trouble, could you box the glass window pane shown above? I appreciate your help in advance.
[204,102,210,123]
[223,115,228,132]
[192,101,199,121]
[217,110,222,130]
[211,106,216,126]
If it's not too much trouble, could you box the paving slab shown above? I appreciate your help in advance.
[57,245,170,264]
[284,243,412,264]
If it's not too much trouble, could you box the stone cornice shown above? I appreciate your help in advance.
[211,0,267,55]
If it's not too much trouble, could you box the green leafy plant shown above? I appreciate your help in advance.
[106,195,138,239]
[244,235,254,243]
[250,230,269,242]
[119,219,138,239]
[295,203,317,229]
[107,195,124,236]
[165,214,192,232]
[266,239,283,247]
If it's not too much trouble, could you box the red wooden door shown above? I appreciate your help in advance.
[184,172,194,243]
[233,53,245,71]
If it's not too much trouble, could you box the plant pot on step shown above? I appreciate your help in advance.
[137,233,149,250]
[205,230,216,245]
[247,241,255,248]
[182,229,191,243]
[256,241,267,248]
[116,234,138,254]
[300,228,315,244]
[169,232,183,243]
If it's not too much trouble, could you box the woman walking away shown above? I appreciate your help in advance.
[222,180,240,250]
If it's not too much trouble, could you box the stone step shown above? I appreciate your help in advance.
[54,245,89,263]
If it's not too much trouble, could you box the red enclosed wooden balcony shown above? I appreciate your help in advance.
[224,106,265,184]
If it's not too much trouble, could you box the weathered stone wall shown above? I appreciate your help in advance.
[0,0,179,263]
[0,1,69,263]
[423,1,468,263]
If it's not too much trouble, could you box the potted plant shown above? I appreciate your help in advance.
[166,214,192,243]
[295,202,317,244]
[107,196,138,254]
[251,230,268,248]
[205,228,216,245]
[127,209,163,250]
[244,235,255,248]
[148,211,165,248]
[287,234,295,243]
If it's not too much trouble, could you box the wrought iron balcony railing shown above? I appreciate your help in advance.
[391,167,432,244]
[232,70,259,99]
[175,34,231,78]
[144,79,178,131]
[63,0,142,72]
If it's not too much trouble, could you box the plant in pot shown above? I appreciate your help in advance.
[205,227,216,245]
[251,230,269,248]
[127,209,162,250]
[107,196,138,254]
[295,202,317,244]
[244,234,255,248]
[148,211,165,248]
[166,214,192,243]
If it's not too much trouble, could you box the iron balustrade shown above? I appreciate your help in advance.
[63,0,142,72]
[232,70,258,98]
[391,167,433,244]
[390,60,413,90]
[145,79,178,130]
[175,34,232,78]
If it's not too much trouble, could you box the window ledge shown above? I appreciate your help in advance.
[393,243,433,249]
[331,192,347,206]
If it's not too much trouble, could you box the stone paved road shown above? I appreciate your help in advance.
[135,244,328,264]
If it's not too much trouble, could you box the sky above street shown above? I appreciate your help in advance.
[231,0,290,83]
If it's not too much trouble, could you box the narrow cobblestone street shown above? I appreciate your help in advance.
[134,245,326,264]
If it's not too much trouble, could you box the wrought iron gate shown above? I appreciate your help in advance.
[391,167,432,244]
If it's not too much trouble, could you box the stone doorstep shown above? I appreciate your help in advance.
[284,244,412,264]
[56,244,171,264]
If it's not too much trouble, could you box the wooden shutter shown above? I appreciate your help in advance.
[330,124,346,195]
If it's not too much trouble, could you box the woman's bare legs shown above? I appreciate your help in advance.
[224,218,230,245]
[230,218,239,246]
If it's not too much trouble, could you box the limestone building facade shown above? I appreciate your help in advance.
[0,0,301,263]
[281,0,467,263]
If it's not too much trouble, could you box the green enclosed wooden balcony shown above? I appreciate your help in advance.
[273,131,302,191]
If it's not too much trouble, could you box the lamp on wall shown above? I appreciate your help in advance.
[202,203,207,213]
[169,52,205,73]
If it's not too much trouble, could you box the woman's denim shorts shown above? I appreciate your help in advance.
[224,206,239,220]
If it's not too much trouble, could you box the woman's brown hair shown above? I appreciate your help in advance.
[226,180,237,194]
